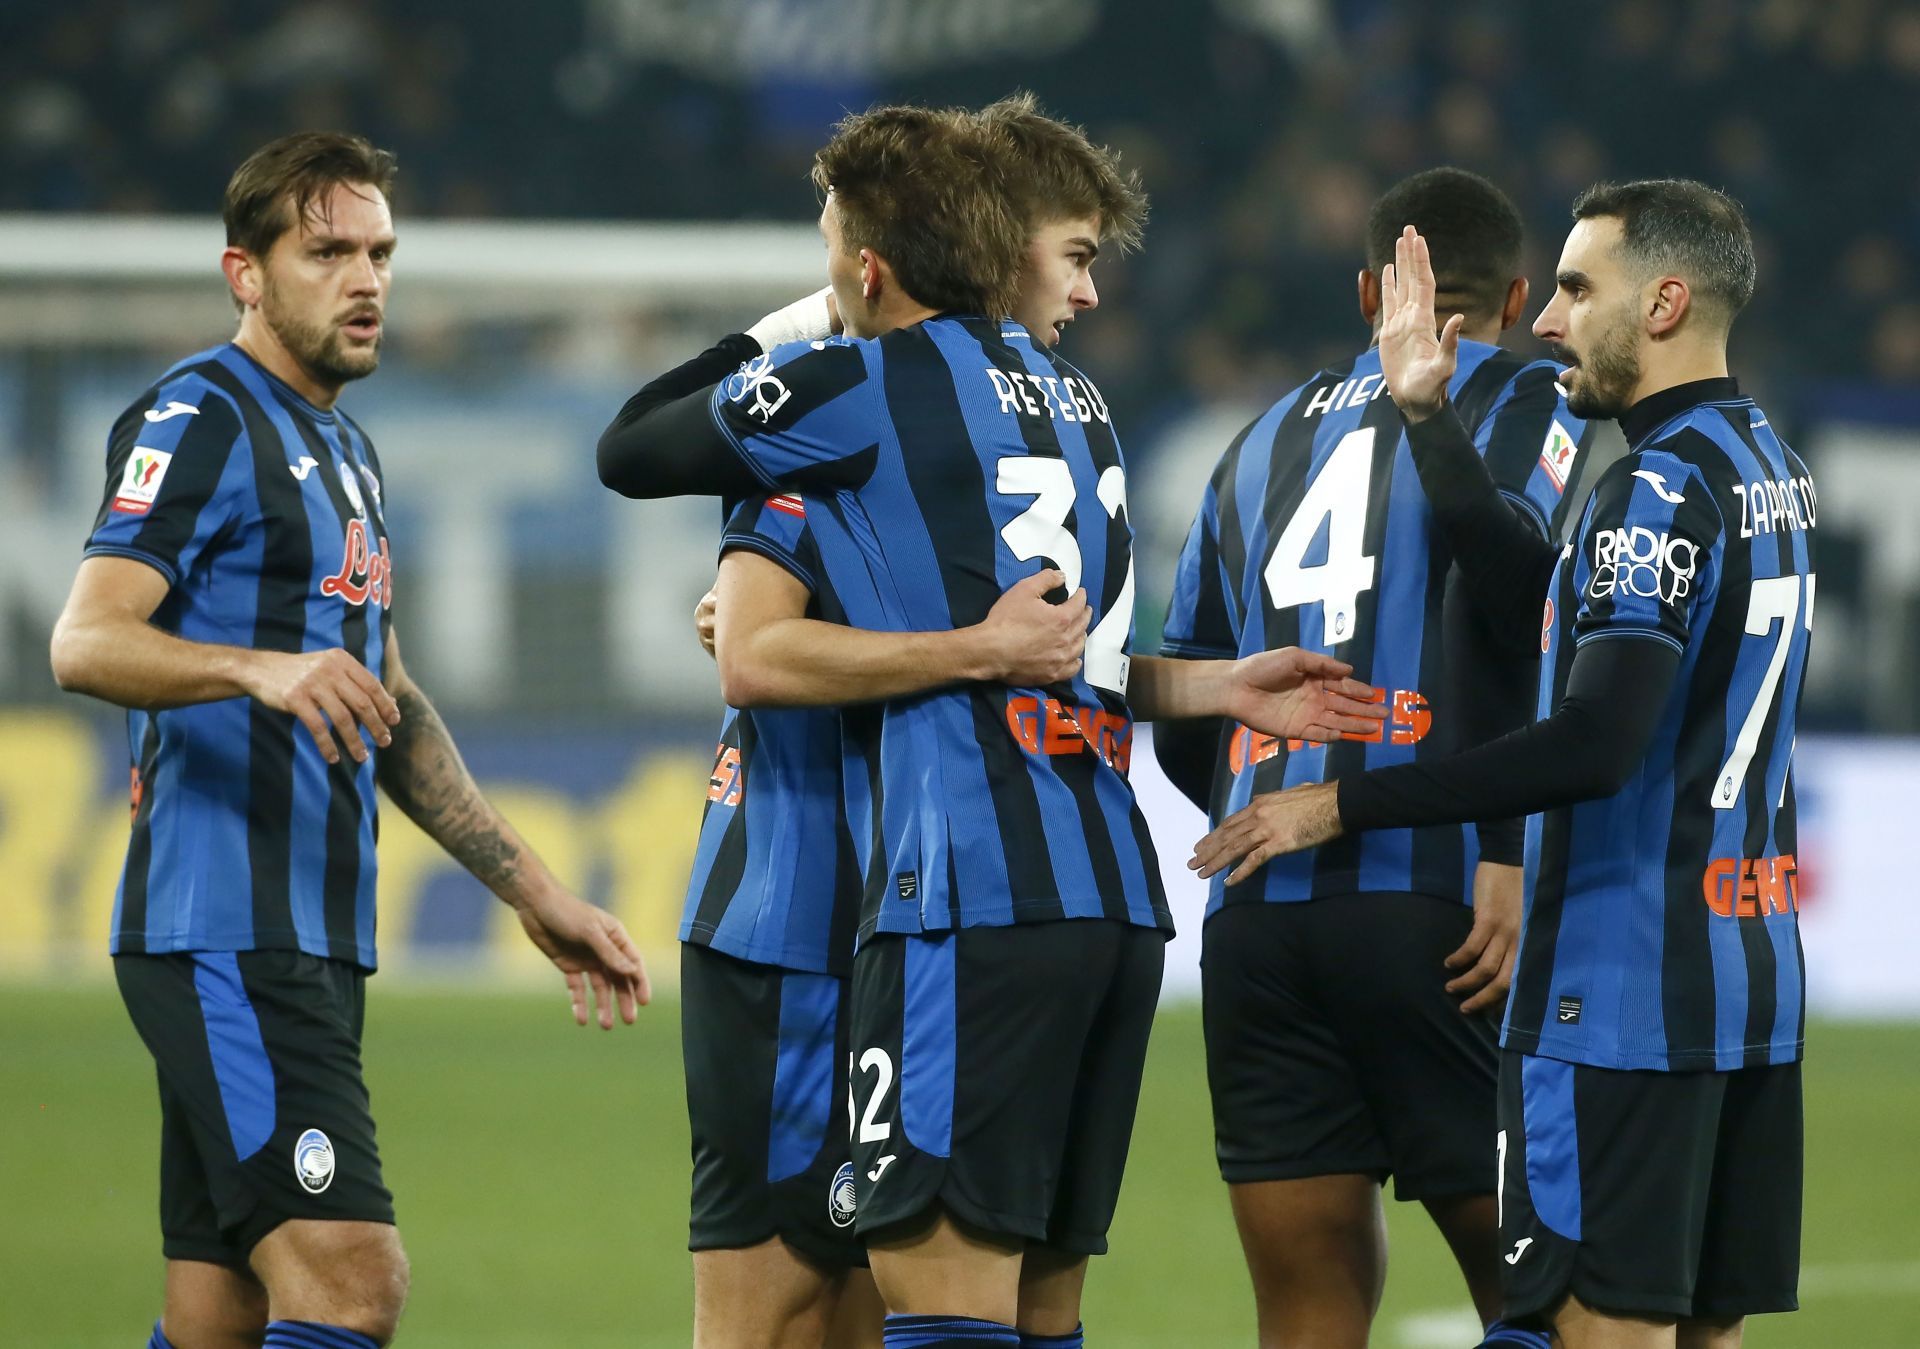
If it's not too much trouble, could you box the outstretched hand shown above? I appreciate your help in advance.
[1189,780,1343,886]
[516,891,651,1029]
[694,586,718,659]
[1224,648,1390,743]
[1377,225,1462,423]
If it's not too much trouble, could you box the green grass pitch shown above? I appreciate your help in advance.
[5,984,1917,1347]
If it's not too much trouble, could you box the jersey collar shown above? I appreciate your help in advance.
[224,342,339,425]
[1621,376,1741,448]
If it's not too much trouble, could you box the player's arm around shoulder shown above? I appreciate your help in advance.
[374,631,649,1025]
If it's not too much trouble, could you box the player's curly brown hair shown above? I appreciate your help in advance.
[978,92,1148,252]
[812,104,1027,319]
[224,131,398,258]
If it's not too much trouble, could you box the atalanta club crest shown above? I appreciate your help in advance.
[295,1128,336,1194]
[828,1161,857,1228]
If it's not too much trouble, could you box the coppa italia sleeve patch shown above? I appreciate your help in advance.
[112,447,174,514]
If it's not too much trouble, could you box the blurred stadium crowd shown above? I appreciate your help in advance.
[4,0,1917,421]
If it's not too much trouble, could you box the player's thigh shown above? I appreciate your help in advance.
[1496,1052,1721,1326]
[1318,892,1500,1203]
[1201,901,1388,1186]
[1691,1062,1801,1322]
[692,1239,847,1349]
[681,944,866,1270]
[824,1267,886,1349]
[1017,1244,1090,1337]
[1043,924,1165,1260]
[1228,1174,1387,1307]
[1676,1320,1743,1349]
[846,922,1127,1250]
[1550,1291,1677,1349]
[115,951,395,1269]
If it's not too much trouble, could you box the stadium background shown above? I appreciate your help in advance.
[2,1,1917,1343]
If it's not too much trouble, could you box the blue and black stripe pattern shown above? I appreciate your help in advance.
[707,318,1169,943]
[1510,388,1814,1071]
[87,344,394,970]
[679,493,861,976]
[1164,340,1591,912]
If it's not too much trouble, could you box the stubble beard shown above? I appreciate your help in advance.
[262,276,382,388]
[1560,309,1642,421]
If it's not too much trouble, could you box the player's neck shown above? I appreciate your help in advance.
[233,319,345,411]
[1628,343,1731,410]
[846,293,941,340]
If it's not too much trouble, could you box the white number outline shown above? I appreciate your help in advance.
[1711,573,1813,810]
[995,457,1134,694]
[849,1047,895,1144]
[1262,426,1378,646]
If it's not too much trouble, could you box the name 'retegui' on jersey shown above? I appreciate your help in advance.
[706,318,1170,945]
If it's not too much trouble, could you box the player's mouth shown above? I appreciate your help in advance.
[340,310,382,342]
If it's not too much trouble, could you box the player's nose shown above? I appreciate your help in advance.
[1076,273,1098,311]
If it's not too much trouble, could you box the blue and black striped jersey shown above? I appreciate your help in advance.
[1164,340,1590,913]
[706,317,1170,943]
[678,493,861,976]
[86,344,394,969]
[1508,387,1814,1071]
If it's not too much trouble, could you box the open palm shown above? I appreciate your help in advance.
[1377,225,1462,422]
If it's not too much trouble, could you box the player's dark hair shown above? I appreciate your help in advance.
[1571,178,1756,326]
[978,92,1148,252]
[1366,167,1524,319]
[812,104,1027,319]
[224,131,398,258]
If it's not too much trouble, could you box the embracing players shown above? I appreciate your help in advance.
[1194,183,1810,1349]
[49,133,647,1349]
[670,95,1148,1349]
[601,102,1387,1349]
[1158,167,1590,1349]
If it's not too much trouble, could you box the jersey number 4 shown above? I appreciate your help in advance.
[996,457,1135,694]
[1264,426,1379,646]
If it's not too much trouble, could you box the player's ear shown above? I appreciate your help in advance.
[858,249,882,303]
[1356,269,1380,328]
[222,246,262,310]
[1646,276,1690,337]
[1500,276,1529,332]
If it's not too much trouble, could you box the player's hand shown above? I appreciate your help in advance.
[1223,648,1390,743]
[694,586,719,660]
[1377,225,1462,423]
[515,889,651,1029]
[1447,861,1522,1015]
[975,569,1089,685]
[746,285,838,349]
[1189,780,1343,886]
[240,648,400,766]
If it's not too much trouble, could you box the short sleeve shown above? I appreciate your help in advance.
[1161,475,1241,659]
[1475,360,1592,540]
[84,379,247,587]
[719,493,820,595]
[708,338,879,493]
[1569,443,1724,654]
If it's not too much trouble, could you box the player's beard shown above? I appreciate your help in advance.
[1556,308,1641,420]
[262,274,382,388]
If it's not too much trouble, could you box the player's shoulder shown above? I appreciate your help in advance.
[716,333,872,431]
[1454,341,1564,420]
[111,348,248,450]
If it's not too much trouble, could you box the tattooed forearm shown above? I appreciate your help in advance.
[376,684,528,898]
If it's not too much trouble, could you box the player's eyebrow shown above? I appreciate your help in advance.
[1069,236,1099,258]
[1557,268,1591,291]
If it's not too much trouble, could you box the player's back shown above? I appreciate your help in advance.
[711,316,1166,944]
[1513,387,1815,1071]
[88,343,394,969]
[1165,339,1588,911]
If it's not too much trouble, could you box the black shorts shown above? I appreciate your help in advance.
[847,920,1165,1255]
[114,950,395,1265]
[1202,893,1498,1198]
[1497,1051,1802,1322]
[681,943,866,1268]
